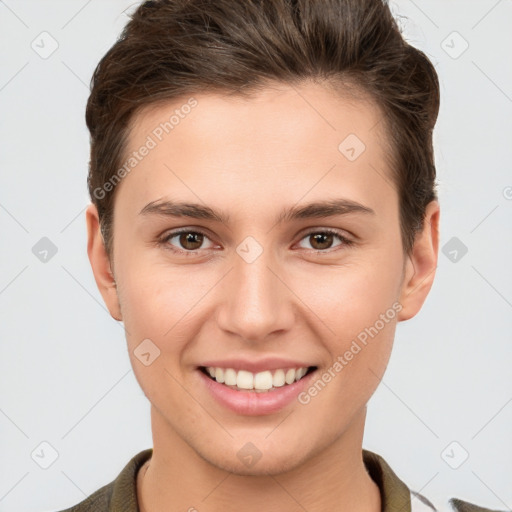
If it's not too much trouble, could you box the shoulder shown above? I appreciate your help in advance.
[53,448,153,512]
[56,483,112,512]
[363,448,505,512]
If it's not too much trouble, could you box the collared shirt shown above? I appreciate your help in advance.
[55,448,498,512]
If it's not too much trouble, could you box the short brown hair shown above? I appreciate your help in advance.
[86,0,440,259]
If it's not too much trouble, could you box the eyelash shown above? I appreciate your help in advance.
[158,228,355,257]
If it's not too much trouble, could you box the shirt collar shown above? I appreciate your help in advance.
[363,448,412,512]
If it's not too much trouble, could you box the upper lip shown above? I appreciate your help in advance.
[198,357,316,374]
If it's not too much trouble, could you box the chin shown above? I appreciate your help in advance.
[191,434,308,477]
[210,451,305,477]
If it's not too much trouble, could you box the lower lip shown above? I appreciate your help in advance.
[197,368,317,416]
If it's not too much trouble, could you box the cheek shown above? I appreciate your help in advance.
[293,251,403,339]
[117,256,220,348]
[289,248,402,399]
[116,262,202,404]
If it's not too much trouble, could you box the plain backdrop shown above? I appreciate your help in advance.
[1,1,511,511]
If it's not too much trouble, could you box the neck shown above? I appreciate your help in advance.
[137,406,381,512]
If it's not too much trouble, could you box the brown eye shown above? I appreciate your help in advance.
[310,233,334,250]
[160,229,216,255]
[179,232,204,250]
[297,229,353,252]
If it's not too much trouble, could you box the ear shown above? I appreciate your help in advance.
[397,200,440,322]
[85,203,123,321]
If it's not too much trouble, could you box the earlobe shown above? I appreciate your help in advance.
[85,203,123,321]
[397,201,440,322]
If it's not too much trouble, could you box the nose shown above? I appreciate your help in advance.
[215,243,296,342]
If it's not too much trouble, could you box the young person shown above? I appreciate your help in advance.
[60,1,498,511]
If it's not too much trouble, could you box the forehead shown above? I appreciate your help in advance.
[115,81,396,221]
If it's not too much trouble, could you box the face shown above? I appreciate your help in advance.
[87,81,439,476]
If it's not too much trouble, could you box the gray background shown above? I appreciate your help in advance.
[0,1,511,511]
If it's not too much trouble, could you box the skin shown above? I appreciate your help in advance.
[86,81,439,512]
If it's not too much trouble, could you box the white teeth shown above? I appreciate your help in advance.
[215,367,225,383]
[285,369,296,385]
[295,367,307,381]
[273,369,285,387]
[236,370,253,390]
[224,368,237,386]
[254,370,273,390]
[204,366,312,391]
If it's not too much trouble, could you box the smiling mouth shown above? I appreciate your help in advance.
[199,365,317,392]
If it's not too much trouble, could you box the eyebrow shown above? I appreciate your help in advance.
[139,198,375,224]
